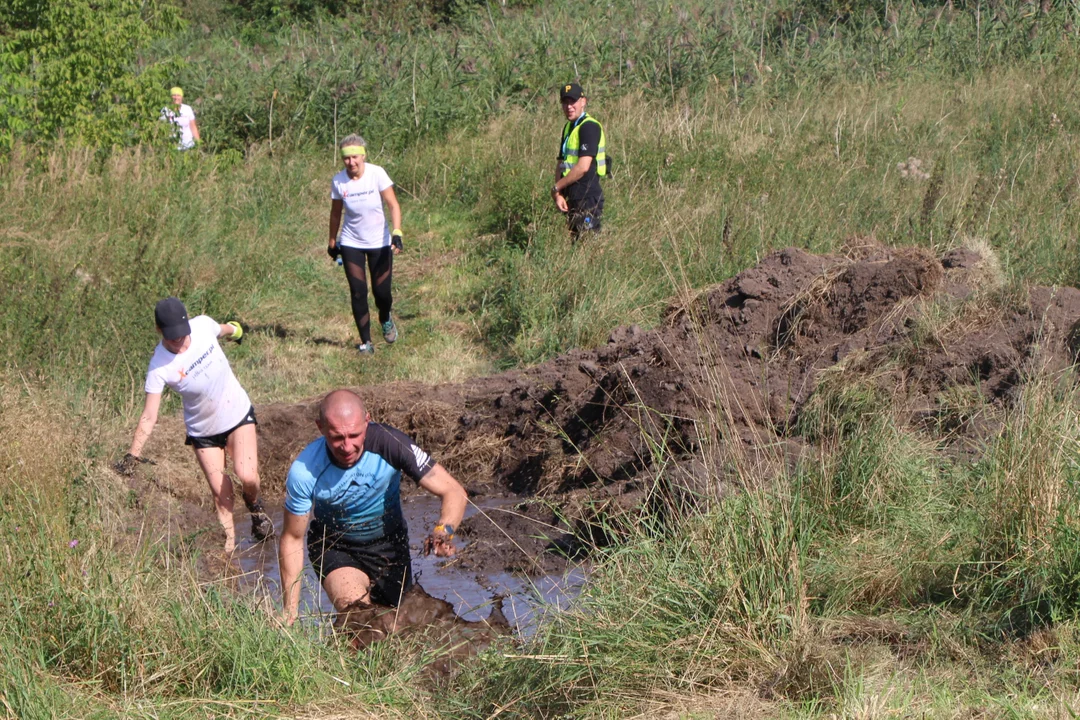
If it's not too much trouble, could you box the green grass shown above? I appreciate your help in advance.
[7,0,1080,717]
[0,385,428,718]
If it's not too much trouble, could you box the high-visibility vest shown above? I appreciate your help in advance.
[560,113,606,177]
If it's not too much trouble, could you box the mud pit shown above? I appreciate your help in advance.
[230,498,585,632]
[136,244,1080,638]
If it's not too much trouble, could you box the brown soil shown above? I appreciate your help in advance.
[135,243,1080,590]
[335,585,510,649]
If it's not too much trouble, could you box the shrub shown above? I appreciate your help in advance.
[0,0,183,149]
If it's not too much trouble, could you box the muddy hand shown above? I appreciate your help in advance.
[422,532,456,558]
[113,452,155,477]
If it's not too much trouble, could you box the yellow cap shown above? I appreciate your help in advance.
[170,87,183,98]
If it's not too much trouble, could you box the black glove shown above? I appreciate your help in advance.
[114,452,156,476]
[327,243,341,261]
[391,230,403,252]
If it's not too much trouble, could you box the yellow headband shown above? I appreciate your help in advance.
[341,145,365,157]
[170,86,183,98]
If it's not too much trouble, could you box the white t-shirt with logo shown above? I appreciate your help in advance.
[144,315,251,437]
[330,165,394,249]
[160,104,196,150]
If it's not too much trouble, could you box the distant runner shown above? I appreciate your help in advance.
[118,297,273,552]
[327,134,403,355]
[278,389,467,625]
[551,82,607,240]
[160,87,200,151]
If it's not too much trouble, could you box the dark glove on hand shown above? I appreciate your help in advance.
[391,231,403,252]
[327,244,340,261]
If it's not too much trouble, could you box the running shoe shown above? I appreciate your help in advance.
[251,511,275,543]
[357,341,375,355]
[382,317,398,344]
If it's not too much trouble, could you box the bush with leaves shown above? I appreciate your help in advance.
[0,0,183,150]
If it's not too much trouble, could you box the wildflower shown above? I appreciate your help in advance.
[69,539,79,549]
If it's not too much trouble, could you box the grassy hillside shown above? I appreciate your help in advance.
[5,0,1080,717]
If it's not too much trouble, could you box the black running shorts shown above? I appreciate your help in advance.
[307,527,414,607]
[185,405,257,449]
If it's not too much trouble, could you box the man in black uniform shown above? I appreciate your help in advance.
[552,82,607,240]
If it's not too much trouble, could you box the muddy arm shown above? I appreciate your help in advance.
[127,392,162,458]
[279,510,309,626]
[419,463,467,553]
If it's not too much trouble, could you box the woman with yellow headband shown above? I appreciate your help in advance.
[159,86,200,150]
[328,134,403,355]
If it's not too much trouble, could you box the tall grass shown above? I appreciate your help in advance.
[959,371,1080,632]
[152,0,1080,155]
[7,1,1080,716]
[0,380,422,718]
[424,57,1080,364]
[8,35,1080,395]
[438,332,1080,714]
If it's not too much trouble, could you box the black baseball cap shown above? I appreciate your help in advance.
[155,297,191,340]
[560,82,585,102]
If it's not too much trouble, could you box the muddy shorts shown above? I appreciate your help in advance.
[307,527,413,607]
[185,405,257,449]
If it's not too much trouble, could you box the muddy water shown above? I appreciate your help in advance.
[232,496,585,632]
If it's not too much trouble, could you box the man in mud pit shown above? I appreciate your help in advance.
[278,389,467,625]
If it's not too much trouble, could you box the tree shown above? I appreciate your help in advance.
[0,0,183,150]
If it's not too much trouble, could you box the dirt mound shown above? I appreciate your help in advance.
[141,244,1080,583]
[260,244,1080,491]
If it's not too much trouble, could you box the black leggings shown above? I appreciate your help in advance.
[341,245,394,343]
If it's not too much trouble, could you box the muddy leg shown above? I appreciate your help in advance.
[323,567,373,610]
[227,423,274,542]
[194,446,236,553]
[226,423,261,509]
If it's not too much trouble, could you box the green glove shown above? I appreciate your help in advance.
[226,321,243,341]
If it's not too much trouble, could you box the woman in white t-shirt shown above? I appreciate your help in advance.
[160,86,200,150]
[327,134,403,355]
[120,297,272,553]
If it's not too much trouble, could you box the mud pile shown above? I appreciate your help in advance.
[261,243,1080,486]
[144,244,1080,581]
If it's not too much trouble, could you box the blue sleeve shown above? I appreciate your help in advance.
[284,448,318,515]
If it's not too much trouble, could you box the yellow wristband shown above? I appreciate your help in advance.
[391,228,402,237]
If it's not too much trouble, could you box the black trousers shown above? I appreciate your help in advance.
[341,245,394,343]
[566,194,604,238]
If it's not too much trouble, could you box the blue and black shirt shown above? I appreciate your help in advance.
[285,423,436,543]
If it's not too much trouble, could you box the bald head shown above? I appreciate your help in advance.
[318,389,366,425]
[317,390,370,467]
